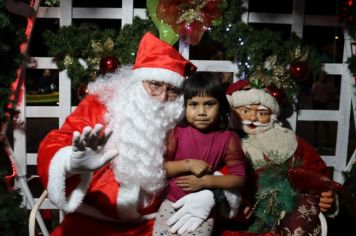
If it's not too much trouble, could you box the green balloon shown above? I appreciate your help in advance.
[147,0,179,45]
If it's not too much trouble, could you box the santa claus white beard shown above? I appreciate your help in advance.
[104,79,184,194]
[241,115,277,135]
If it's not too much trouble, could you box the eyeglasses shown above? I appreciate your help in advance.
[143,80,182,101]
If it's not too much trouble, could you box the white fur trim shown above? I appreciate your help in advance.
[242,123,298,169]
[222,189,241,218]
[47,146,93,213]
[131,67,185,88]
[214,171,241,218]
[116,184,142,222]
[319,212,328,236]
[228,88,280,115]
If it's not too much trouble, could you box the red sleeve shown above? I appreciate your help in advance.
[164,128,178,161]
[223,132,246,177]
[296,137,330,177]
[37,95,107,188]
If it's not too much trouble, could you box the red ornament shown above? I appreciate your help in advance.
[99,55,120,74]
[76,83,88,101]
[265,86,286,104]
[290,61,309,82]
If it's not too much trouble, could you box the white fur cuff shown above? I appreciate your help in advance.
[214,171,242,218]
[116,184,141,222]
[47,146,93,213]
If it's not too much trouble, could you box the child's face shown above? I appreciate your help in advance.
[185,96,220,130]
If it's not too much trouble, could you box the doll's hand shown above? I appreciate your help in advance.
[175,175,205,192]
[186,159,211,177]
[66,124,118,174]
[234,200,253,222]
[319,190,335,212]
[242,205,253,220]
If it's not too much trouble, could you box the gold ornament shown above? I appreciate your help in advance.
[63,55,74,68]
[177,0,207,24]
[291,45,309,62]
[91,37,114,54]
[87,57,100,68]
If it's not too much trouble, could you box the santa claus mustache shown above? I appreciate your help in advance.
[242,120,270,127]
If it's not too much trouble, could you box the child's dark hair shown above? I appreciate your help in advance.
[182,72,230,130]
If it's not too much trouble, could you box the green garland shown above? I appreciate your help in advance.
[208,0,322,102]
[0,1,27,123]
[247,163,297,233]
[43,16,158,88]
[42,0,323,104]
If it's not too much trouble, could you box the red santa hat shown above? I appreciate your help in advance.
[226,80,280,115]
[131,32,197,87]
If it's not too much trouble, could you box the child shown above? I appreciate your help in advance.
[153,72,246,235]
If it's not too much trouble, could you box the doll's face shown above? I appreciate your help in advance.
[185,96,220,130]
[233,104,272,134]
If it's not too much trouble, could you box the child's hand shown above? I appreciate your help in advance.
[186,159,211,177]
[175,175,204,192]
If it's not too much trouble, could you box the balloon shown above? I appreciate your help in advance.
[147,0,179,45]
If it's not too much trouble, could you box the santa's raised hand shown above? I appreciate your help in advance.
[65,124,118,174]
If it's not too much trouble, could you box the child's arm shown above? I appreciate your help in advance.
[165,159,211,178]
[175,173,244,192]
[176,132,246,192]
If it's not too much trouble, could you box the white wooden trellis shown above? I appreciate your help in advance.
[12,0,355,234]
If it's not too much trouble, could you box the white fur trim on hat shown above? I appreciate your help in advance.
[227,88,280,115]
[131,67,185,88]
[47,146,93,213]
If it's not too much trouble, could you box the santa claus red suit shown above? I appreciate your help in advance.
[37,32,199,235]
[219,80,335,236]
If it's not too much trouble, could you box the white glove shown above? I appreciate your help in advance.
[66,124,118,174]
[167,190,215,235]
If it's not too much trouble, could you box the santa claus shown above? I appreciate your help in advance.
[37,32,222,235]
[223,79,338,235]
